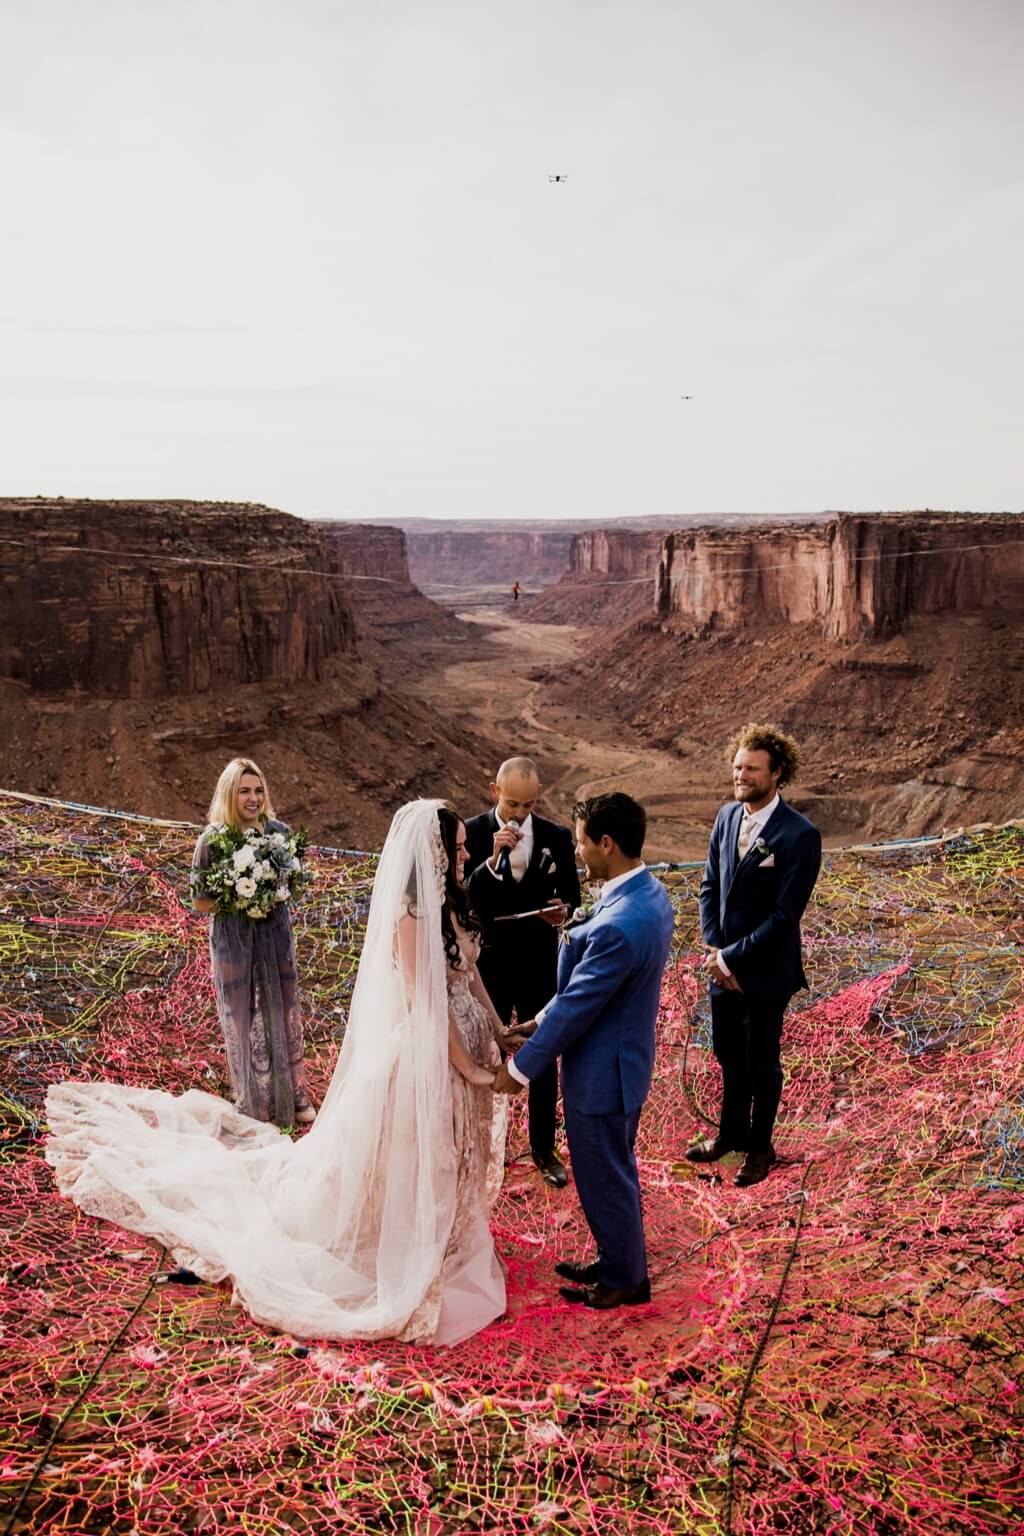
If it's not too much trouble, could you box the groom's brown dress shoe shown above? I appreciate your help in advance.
[532,1150,569,1188]
[555,1258,603,1284]
[559,1279,652,1309]
[734,1149,777,1187]
[684,1136,742,1164]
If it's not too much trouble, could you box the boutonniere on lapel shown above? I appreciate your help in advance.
[560,894,596,944]
[753,837,776,868]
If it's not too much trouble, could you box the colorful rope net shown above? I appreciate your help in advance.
[0,791,1021,1535]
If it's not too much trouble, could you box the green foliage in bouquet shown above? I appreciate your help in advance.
[193,824,311,920]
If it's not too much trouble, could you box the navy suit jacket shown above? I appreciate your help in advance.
[512,869,675,1116]
[698,797,821,1009]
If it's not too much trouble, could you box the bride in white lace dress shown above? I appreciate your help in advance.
[45,800,508,1346]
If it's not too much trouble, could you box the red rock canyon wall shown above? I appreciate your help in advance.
[656,513,1024,639]
[0,499,355,697]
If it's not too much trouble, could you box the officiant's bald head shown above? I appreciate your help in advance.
[490,756,540,822]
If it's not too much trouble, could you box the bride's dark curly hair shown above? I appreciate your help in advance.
[436,804,480,967]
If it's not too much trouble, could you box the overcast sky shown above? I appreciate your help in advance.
[1,0,1021,521]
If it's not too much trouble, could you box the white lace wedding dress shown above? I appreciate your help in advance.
[45,800,507,1346]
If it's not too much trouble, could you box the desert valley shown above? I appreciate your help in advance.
[1,498,1021,857]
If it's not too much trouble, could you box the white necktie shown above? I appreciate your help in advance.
[737,814,755,861]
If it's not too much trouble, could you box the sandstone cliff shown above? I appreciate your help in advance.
[542,511,1024,845]
[0,499,497,845]
[316,520,476,663]
[525,527,665,623]
[405,528,575,592]
[317,521,411,585]
[657,512,1024,639]
[0,498,354,697]
[569,528,667,580]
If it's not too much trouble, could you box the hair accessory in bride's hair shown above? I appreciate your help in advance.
[429,817,448,901]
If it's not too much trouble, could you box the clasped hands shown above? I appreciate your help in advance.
[701,945,744,992]
[491,1017,538,1095]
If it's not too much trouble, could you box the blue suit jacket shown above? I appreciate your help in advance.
[512,869,675,1116]
[698,798,821,1008]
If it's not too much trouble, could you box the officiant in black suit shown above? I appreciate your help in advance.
[465,756,581,1187]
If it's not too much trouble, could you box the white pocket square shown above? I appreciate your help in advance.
[758,855,776,869]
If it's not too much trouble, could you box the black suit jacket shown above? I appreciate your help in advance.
[698,797,821,1008]
[464,810,580,956]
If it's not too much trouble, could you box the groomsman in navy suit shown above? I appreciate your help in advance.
[492,793,675,1310]
[690,724,822,1188]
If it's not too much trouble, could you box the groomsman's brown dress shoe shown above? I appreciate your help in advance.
[554,1258,603,1284]
[532,1150,569,1188]
[684,1136,742,1164]
[734,1149,777,1187]
[559,1279,652,1309]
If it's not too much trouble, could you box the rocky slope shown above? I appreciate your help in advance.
[0,500,497,845]
[524,528,667,623]
[315,520,473,663]
[540,511,1024,843]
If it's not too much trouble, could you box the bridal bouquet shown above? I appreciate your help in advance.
[194,825,311,920]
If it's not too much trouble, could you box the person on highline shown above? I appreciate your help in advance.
[464,756,580,1187]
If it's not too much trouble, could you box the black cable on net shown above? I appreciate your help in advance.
[1,1248,167,1536]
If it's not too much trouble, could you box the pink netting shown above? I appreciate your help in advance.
[1,793,1021,1534]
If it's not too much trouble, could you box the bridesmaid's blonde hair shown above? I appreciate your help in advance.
[207,758,277,829]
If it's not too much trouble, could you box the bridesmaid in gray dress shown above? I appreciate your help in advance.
[191,757,315,1128]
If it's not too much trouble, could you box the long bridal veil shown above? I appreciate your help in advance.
[45,799,461,1341]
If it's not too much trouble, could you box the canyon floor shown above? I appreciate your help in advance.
[3,580,1020,858]
[408,602,712,862]
[412,596,1024,860]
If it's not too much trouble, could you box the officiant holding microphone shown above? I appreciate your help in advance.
[465,757,581,1186]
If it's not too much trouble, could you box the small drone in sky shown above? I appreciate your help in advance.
[680,394,694,400]
[548,173,569,183]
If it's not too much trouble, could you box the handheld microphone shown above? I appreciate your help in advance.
[496,819,521,879]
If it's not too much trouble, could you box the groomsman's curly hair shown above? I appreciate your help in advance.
[727,723,801,787]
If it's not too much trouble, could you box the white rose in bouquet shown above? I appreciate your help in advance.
[194,824,310,921]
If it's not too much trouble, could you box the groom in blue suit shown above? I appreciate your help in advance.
[492,793,675,1309]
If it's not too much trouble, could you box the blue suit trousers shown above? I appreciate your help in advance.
[564,1102,647,1289]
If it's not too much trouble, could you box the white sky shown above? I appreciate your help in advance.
[1,0,1021,521]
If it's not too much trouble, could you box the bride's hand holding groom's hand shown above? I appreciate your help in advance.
[491,1062,526,1096]
[497,1018,537,1053]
